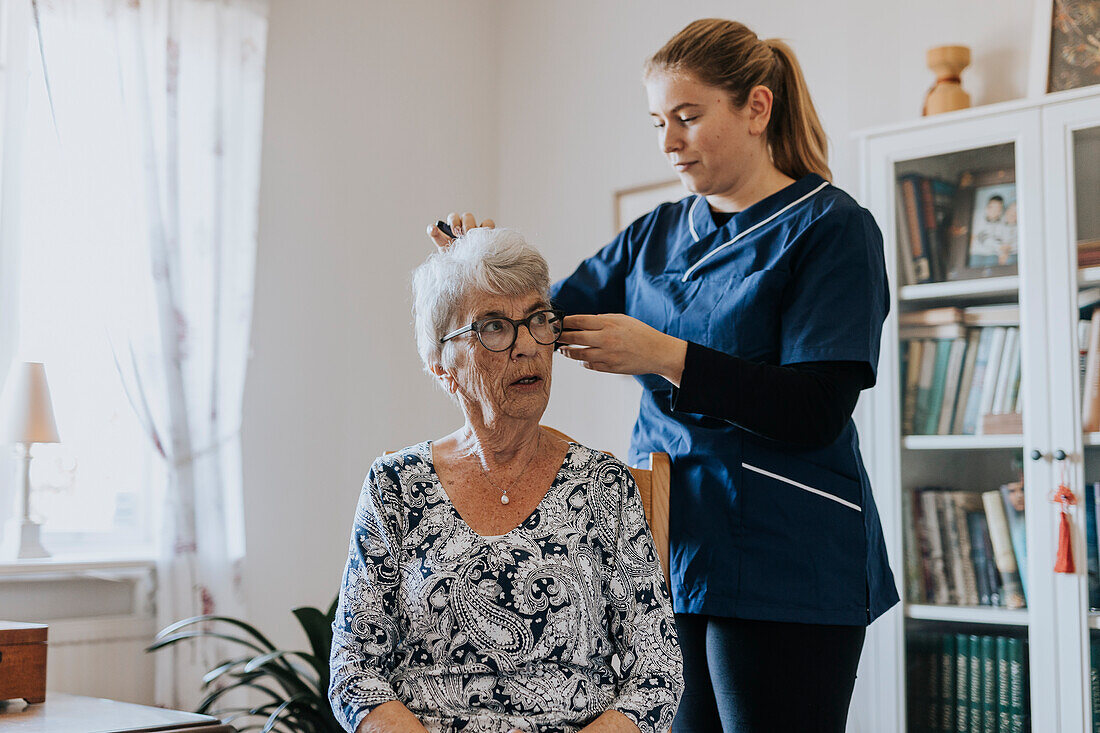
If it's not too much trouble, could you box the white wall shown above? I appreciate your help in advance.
[246,0,1033,723]
[244,0,499,645]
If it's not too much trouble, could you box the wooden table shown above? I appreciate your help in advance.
[0,693,235,732]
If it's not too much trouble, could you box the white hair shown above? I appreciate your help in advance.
[411,227,551,372]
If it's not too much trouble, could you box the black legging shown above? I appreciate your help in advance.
[672,614,866,732]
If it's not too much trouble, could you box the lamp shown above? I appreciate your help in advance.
[0,362,60,559]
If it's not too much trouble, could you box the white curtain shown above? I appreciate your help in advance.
[32,0,268,708]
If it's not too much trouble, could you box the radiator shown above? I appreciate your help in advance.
[0,559,157,705]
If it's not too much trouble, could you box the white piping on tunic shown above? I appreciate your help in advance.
[680,181,829,283]
[687,195,702,242]
[742,462,862,512]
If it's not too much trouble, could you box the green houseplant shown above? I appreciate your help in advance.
[148,597,342,733]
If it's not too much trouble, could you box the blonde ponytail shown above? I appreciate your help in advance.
[763,38,830,181]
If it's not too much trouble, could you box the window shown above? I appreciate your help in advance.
[2,18,165,557]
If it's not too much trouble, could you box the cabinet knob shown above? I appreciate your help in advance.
[1055,449,1068,461]
[1031,449,1044,461]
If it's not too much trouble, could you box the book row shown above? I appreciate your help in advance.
[901,325,1021,436]
[905,631,1028,733]
[904,484,1026,609]
[894,169,1018,287]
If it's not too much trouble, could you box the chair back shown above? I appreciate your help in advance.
[540,426,670,589]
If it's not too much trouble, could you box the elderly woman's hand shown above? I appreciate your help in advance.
[557,313,688,387]
[426,211,496,249]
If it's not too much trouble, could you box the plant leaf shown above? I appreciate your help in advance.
[238,653,319,698]
[196,680,285,714]
[153,615,279,650]
[263,693,311,733]
[202,657,252,687]
[146,630,267,655]
[293,606,332,670]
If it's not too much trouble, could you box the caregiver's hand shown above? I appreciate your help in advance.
[426,211,496,249]
[557,314,687,387]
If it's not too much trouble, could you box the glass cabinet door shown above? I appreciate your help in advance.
[862,106,1046,732]
[1042,95,1100,733]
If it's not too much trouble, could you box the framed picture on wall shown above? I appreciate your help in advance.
[945,168,1018,280]
[614,179,691,232]
[1029,0,1100,95]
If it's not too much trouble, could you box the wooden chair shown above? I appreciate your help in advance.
[540,426,671,589]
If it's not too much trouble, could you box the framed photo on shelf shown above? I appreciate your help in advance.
[1029,0,1100,95]
[945,168,1018,281]
[614,179,691,231]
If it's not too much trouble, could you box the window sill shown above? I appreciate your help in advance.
[0,553,156,579]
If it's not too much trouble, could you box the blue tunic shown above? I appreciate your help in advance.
[550,173,899,626]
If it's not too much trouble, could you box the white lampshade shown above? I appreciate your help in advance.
[0,362,61,444]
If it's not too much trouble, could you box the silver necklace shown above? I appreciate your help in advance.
[478,433,540,505]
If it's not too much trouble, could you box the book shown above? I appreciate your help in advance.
[899,175,935,283]
[967,635,982,732]
[951,492,982,605]
[906,632,936,732]
[1081,319,1091,415]
[952,329,983,434]
[981,411,1024,435]
[1082,286,1100,313]
[997,636,1011,732]
[1084,310,1100,432]
[1090,483,1100,611]
[911,489,936,603]
[941,632,957,732]
[966,510,995,605]
[930,178,959,273]
[1006,637,1026,733]
[963,303,1020,327]
[961,328,997,435]
[977,327,1008,432]
[955,633,970,731]
[938,338,969,435]
[923,632,942,731]
[1091,638,1100,733]
[1006,331,1023,414]
[899,323,969,340]
[979,512,1003,607]
[920,489,951,605]
[920,177,953,280]
[992,327,1019,414]
[936,491,961,605]
[900,306,964,326]
[924,340,955,435]
[980,635,997,732]
[913,340,939,436]
[903,339,924,435]
[983,489,1026,608]
[896,184,917,286]
[903,488,926,603]
[1000,481,1028,604]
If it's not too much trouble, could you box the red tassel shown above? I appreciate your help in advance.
[1056,507,1075,573]
[1053,484,1077,574]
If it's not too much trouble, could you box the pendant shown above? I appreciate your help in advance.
[500,494,509,505]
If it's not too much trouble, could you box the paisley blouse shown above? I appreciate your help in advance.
[329,441,683,733]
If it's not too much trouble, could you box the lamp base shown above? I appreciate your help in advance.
[0,518,51,559]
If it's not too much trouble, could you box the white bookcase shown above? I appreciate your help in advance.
[857,85,1100,732]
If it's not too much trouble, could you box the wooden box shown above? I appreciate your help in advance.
[0,621,47,704]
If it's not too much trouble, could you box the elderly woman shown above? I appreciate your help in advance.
[329,228,683,733]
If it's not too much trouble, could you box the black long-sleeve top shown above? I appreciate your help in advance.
[671,341,872,448]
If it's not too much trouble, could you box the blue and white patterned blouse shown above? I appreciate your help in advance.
[329,441,683,733]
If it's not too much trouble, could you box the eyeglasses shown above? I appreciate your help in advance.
[440,309,565,352]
